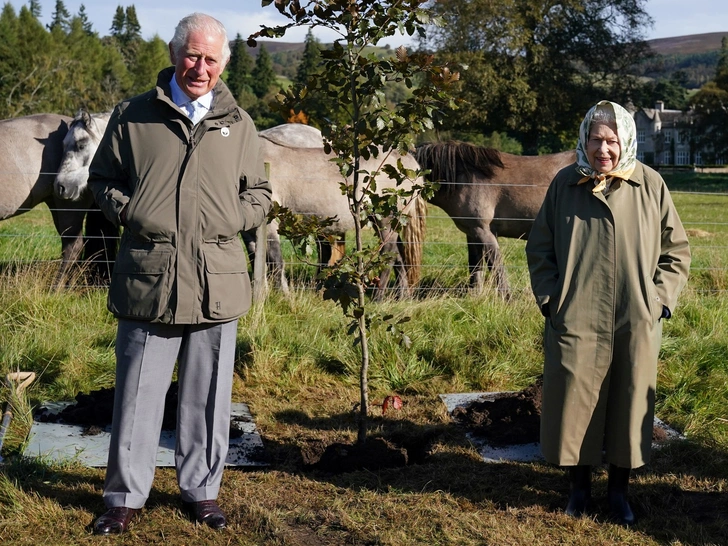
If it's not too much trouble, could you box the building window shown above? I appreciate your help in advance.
[664,131,672,144]
[695,152,702,165]
[637,151,645,162]
[676,131,683,144]
[676,151,690,165]
[664,151,672,164]
[637,130,645,144]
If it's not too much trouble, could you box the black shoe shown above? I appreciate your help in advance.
[184,499,227,530]
[92,507,140,535]
[565,465,591,517]
[608,464,637,526]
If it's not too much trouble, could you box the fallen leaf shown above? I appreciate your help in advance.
[382,395,403,414]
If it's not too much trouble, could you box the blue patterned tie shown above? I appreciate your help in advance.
[185,101,204,124]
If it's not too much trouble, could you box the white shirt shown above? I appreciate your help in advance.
[169,74,213,124]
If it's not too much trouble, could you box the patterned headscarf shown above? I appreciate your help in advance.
[576,100,637,194]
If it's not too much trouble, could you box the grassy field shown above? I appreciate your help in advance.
[0,174,726,545]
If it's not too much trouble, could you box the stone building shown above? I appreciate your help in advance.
[632,101,702,166]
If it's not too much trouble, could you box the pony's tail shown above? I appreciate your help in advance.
[401,195,427,287]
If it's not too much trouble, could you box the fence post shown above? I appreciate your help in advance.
[252,162,270,304]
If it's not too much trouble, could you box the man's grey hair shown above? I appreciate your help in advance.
[170,13,231,65]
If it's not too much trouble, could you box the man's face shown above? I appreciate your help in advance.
[170,29,227,100]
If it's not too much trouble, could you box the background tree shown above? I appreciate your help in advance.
[109,5,124,38]
[123,5,141,43]
[251,0,457,445]
[226,33,254,102]
[294,28,328,127]
[115,5,143,64]
[47,0,70,32]
[0,2,162,118]
[28,0,41,18]
[0,4,22,117]
[633,70,689,110]
[296,29,321,85]
[250,43,277,99]
[690,37,728,163]
[2,4,57,117]
[77,4,94,35]
[104,5,145,75]
[127,34,168,97]
[422,0,654,154]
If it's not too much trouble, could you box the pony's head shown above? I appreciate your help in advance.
[54,109,110,201]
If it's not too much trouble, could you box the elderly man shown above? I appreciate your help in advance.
[88,12,271,535]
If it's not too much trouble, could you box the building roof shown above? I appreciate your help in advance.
[635,103,691,127]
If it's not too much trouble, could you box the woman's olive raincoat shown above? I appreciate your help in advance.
[526,103,690,468]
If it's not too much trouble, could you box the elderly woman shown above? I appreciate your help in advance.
[525,100,691,526]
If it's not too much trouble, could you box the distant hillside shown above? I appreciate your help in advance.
[245,41,305,80]
[246,40,305,57]
[247,32,728,60]
[244,33,728,87]
[246,40,397,55]
[245,40,395,80]
[636,32,728,87]
[646,32,728,56]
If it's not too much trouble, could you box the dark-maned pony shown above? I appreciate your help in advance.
[416,141,575,297]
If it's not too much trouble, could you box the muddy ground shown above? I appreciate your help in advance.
[34,379,674,473]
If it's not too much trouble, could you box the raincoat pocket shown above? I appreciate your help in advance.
[646,281,664,323]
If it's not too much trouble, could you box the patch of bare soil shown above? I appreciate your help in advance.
[36,386,117,431]
[34,386,436,472]
[452,380,542,446]
[297,425,444,474]
[451,378,677,446]
[306,438,408,474]
[34,384,244,439]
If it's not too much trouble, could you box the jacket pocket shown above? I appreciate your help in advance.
[109,244,173,320]
[646,280,664,323]
[202,240,251,320]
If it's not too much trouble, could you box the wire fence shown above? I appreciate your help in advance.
[2,187,727,296]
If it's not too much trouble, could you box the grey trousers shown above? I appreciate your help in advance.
[103,319,238,509]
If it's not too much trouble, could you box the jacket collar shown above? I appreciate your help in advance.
[627,161,645,186]
[154,67,240,122]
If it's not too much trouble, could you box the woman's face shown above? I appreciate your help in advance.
[587,121,620,173]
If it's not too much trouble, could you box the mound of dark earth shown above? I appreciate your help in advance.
[452,380,543,446]
[34,383,246,439]
[451,378,673,445]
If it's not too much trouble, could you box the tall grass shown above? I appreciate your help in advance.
[1,188,727,444]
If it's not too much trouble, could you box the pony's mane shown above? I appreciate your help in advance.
[415,141,504,193]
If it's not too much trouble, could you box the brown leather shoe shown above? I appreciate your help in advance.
[92,507,140,535]
[184,499,226,530]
